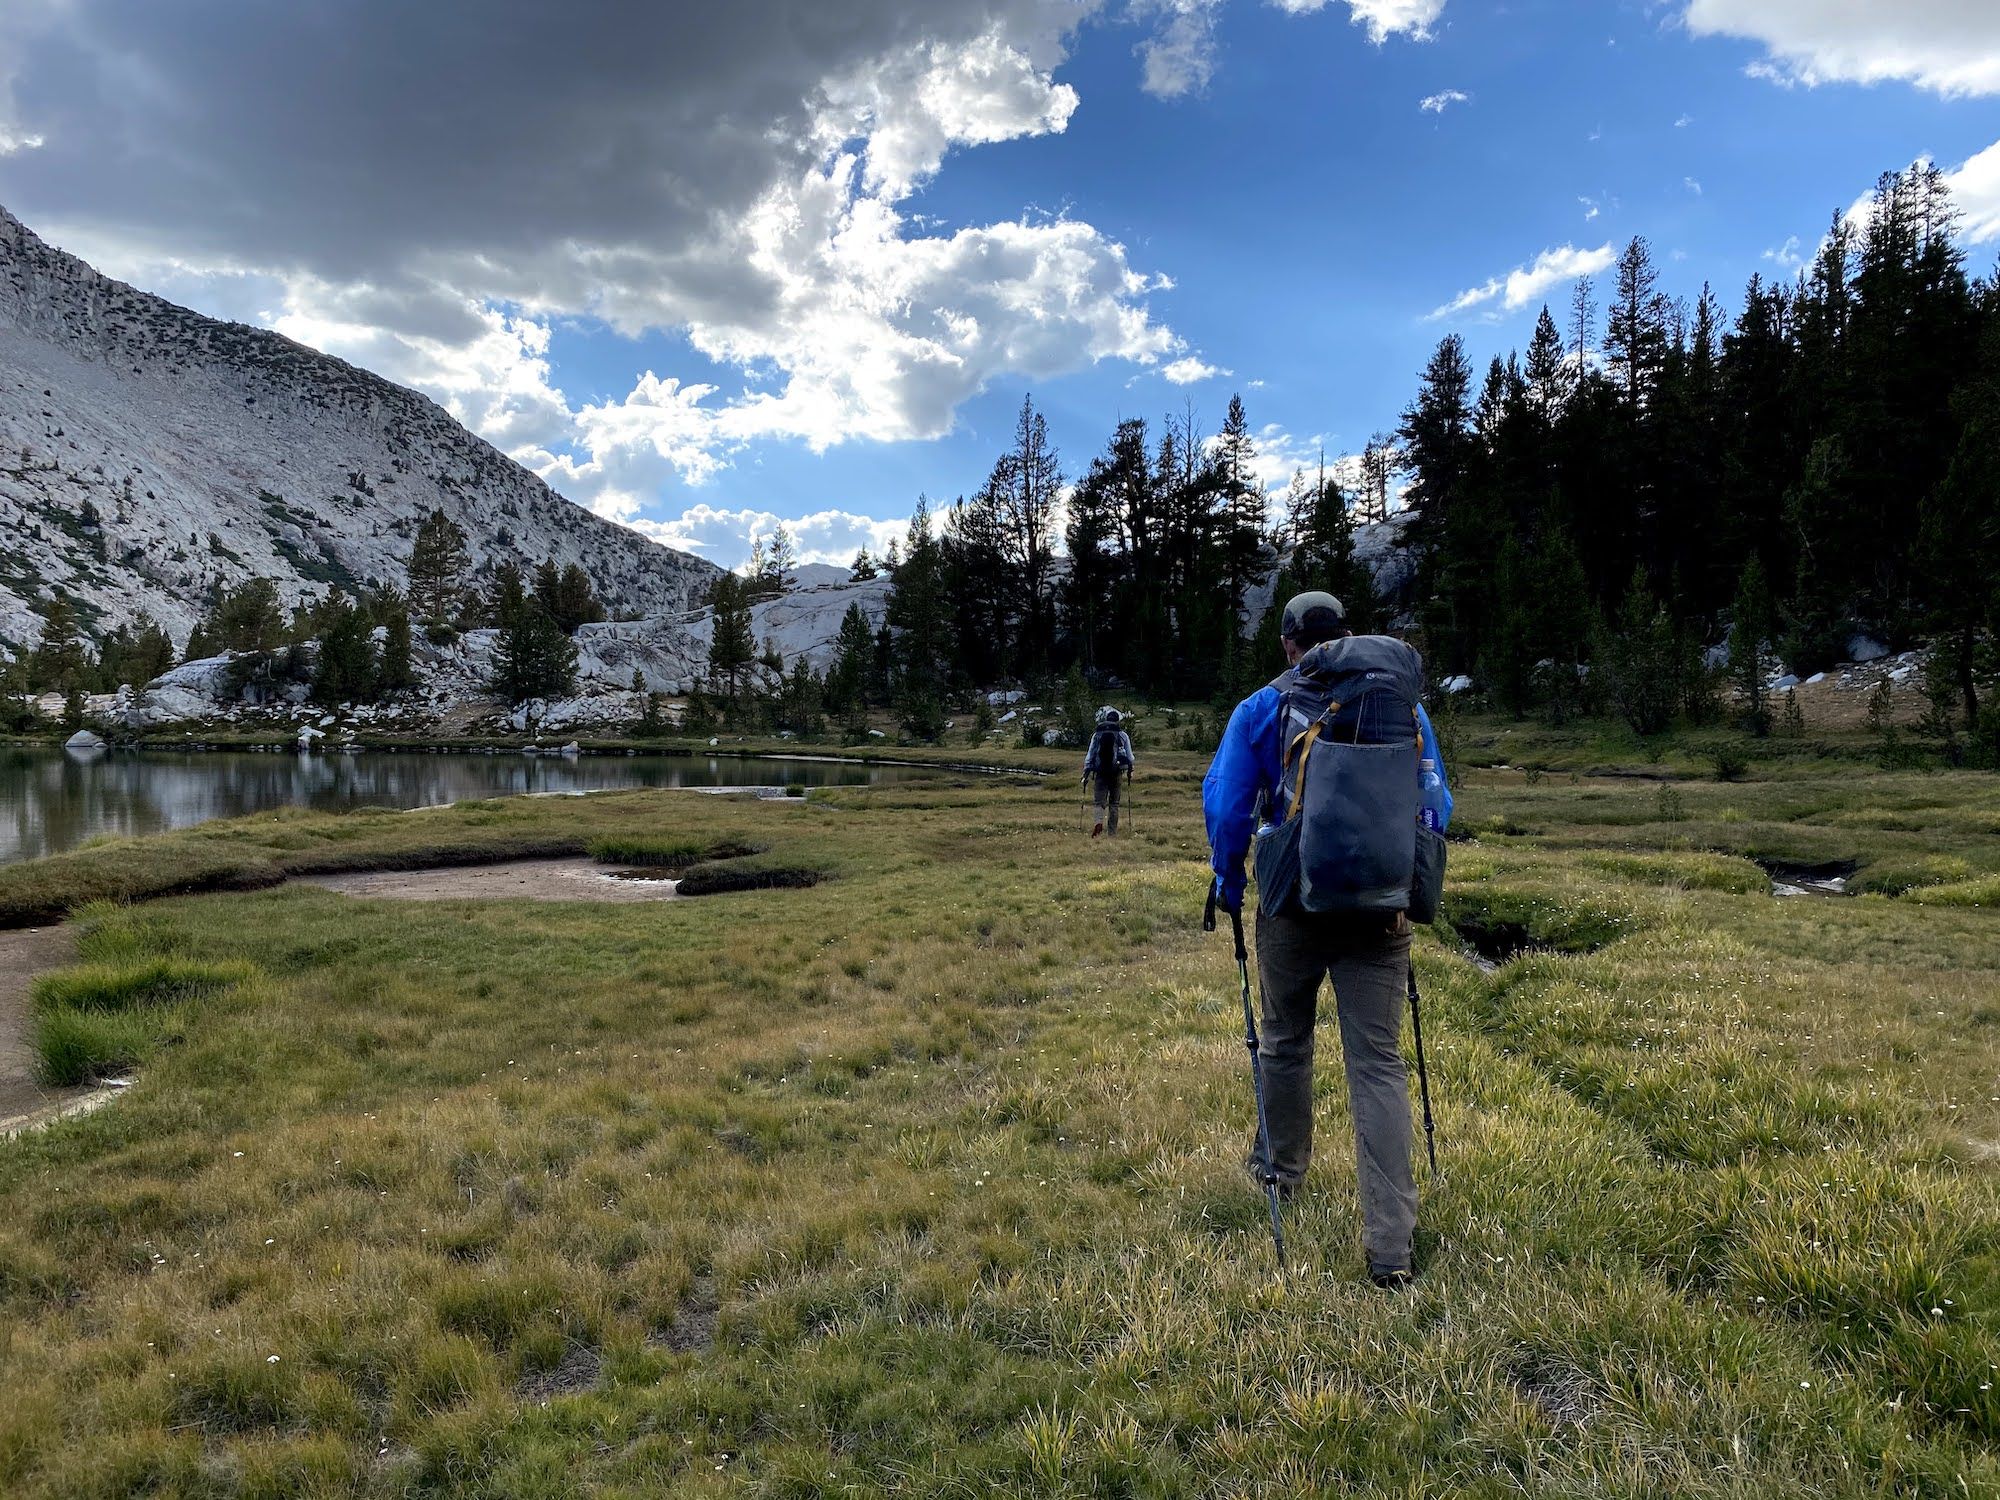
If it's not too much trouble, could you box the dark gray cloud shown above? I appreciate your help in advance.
[1,0,1072,285]
[0,0,1194,497]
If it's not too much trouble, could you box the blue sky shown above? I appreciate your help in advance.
[3,0,1998,568]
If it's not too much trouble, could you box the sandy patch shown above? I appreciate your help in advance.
[298,857,683,903]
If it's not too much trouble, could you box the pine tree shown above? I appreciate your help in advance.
[1064,422,1137,675]
[1215,394,1267,626]
[1780,687,1805,737]
[943,488,1011,685]
[825,602,875,715]
[1397,334,1475,562]
[886,500,952,739]
[487,561,529,629]
[311,594,378,705]
[980,396,1062,677]
[377,599,414,693]
[705,573,755,702]
[1606,237,1668,411]
[1530,525,1597,725]
[209,577,286,653]
[490,607,578,703]
[744,537,773,601]
[1597,567,1680,737]
[1729,554,1776,735]
[104,614,174,687]
[778,657,824,737]
[764,524,797,595]
[1358,434,1396,524]
[407,508,471,623]
[637,690,668,738]
[850,548,878,581]
[29,597,91,696]
[534,560,564,621]
[1916,320,2000,729]
[533,559,605,634]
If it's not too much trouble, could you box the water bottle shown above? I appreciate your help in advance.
[1419,757,1445,831]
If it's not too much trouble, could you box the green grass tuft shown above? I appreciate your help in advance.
[27,942,259,1085]
[585,835,761,869]
[30,957,257,1014]
[31,1006,157,1085]
[675,853,827,896]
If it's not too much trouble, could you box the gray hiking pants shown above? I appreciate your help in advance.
[1092,774,1123,834]
[1253,908,1416,1268]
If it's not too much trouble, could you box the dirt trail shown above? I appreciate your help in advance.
[0,924,88,1133]
[298,856,683,903]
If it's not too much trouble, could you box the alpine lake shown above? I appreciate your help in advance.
[0,742,932,864]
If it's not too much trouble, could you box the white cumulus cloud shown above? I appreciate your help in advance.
[1419,89,1469,113]
[1838,139,2000,247]
[633,505,910,572]
[1143,0,1444,99]
[4,1,1194,537]
[1429,242,1615,321]
[1132,0,1225,99]
[1683,0,2000,97]
[1946,137,2000,243]
[1762,234,1805,269]
[1163,355,1229,384]
[1276,0,1447,45]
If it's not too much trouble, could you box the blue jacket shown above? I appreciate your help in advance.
[1202,684,1452,903]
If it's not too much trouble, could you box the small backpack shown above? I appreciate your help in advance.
[1090,726,1123,777]
[1253,635,1442,919]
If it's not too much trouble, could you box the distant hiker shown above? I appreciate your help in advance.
[1202,591,1453,1288]
[1083,706,1135,838]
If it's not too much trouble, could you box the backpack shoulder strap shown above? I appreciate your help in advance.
[1276,686,1343,822]
[1284,702,1338,821]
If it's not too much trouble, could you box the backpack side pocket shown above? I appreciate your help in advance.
[1253,815,1302,917]
[1408,822,1447,925]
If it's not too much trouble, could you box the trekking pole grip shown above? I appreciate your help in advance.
[1203,888,1217,933]
[1229,907,1248,964]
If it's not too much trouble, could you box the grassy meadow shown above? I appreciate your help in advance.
[0,730,1997,1497]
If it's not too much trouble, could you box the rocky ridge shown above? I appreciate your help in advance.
[0,204,719,655]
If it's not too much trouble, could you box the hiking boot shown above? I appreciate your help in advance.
[1368,1263,1415,1291]
[1091,822,1104,838]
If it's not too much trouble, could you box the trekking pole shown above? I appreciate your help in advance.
[1205,890,1287,1272]
[1406,962,1438,1176]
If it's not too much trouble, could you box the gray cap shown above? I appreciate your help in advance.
[1280,591,1346,645]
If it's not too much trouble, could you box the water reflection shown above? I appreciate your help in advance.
[0,746,922,864]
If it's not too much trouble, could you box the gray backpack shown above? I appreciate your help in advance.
[1252,635,1444,920]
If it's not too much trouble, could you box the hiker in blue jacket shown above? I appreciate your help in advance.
[1202,591,1451,1287]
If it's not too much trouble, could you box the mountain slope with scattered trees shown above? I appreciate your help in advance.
[0,203,719,665]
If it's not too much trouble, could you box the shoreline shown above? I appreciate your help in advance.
[1,732,1054,778]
